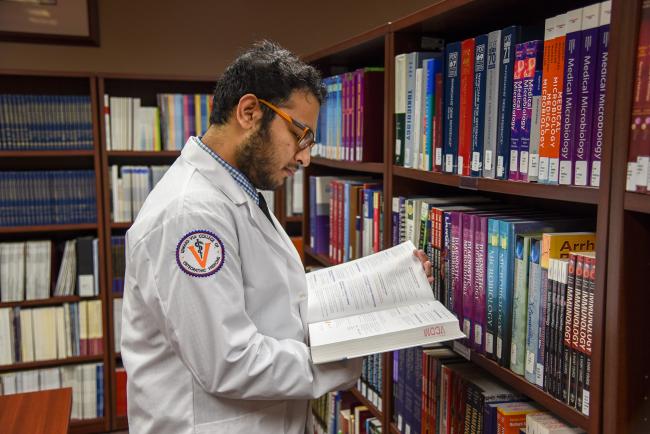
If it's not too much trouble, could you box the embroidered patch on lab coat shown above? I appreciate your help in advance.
[176,230,225,277]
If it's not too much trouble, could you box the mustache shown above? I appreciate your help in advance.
[285,164,301,171]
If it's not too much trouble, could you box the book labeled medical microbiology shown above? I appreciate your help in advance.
[307,241,465,364]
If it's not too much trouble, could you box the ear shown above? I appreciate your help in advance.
[234,94,262,130]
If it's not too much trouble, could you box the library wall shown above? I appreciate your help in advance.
[0,0,433,75]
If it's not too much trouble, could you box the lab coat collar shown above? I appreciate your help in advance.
[180,137,303,269]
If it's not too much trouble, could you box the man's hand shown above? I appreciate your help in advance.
[414,249,433,284]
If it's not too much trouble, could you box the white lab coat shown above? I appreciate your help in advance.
[121,137,361,434]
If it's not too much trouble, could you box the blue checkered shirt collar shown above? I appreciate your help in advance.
[192,136,259,206]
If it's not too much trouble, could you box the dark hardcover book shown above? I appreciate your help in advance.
[562,253,578,403]
[495,25,522,179]
[471,34,489,177]
[444,42,462,173]
[570,254,585,408]
[581,253,596,416]
[519,41,543,183]
[508,42,526,181]
[76,236,95,297]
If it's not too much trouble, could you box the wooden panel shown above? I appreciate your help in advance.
[0,295,99,309]
[0,224,98,234]
[624,192,650,214]
[0,388,72,434]
[349,387,383,420]
[0,356,104,374]
[311,157,385,173]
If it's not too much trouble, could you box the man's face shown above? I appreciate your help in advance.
[235,90,318,190]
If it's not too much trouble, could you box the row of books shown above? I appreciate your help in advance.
[308,176,383,264]
[111,236,126,294]
[627,1,650,193]
[0,301,104,365]
[395,1,610,188]
[314,69,384,162]
[285,167,304,217]
[392,196,596,413]
[110,165,169,223]
[359,354,383,411]
[312,391,382,434]
[0,94,94,150]
[393,346,584,434]
[0,363,104,420]
[0,170,97,226]
[0,237,100,302]
[103,93,212,151]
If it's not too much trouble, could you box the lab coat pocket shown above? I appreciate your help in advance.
[193,401,287,434]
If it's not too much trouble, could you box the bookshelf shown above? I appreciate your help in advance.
[0,70,111,433]
[299,0,647,433]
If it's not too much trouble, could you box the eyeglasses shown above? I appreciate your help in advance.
[258,98,315,150]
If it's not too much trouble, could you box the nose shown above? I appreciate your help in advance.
[295,146,311,167]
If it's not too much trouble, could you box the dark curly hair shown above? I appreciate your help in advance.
[210,40,326,128]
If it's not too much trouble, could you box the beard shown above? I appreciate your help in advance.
[234,125,281,191]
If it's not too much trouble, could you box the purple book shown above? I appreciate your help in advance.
[509,43,527,181]
[519,40,543,183]
[574,4,601,186]
[461,213,474,346]
[473,214,489,353]
[591,2,611,187]
[354,69,362,162]
[450,211,464,324]
[559,9,584,185]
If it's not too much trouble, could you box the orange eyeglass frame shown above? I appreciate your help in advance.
[258,98,315,150]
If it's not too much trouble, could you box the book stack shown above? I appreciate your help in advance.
[0,237,100,302]
[394,1,611,188]
[103,93,212,151]
[359,354,383,411]
[308,176,383,263]
[109,165,170,222]
[0,363,105,420]
[0,94,94,150]
[393,346,585,433]
[0,170,97,226]
[0,300,104,365]
[315,68,385,162]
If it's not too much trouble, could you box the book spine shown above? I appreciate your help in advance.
[591,1,611,187]
[496,220,515,367]
[485,218,500,359]
[581,254,595,416]
[559,9,584,185]
[459,38,476,176]
[473,215,488,352]
[570,255,585,408]
[395,54,407,165]
[525,237,542,384]
[539,15,566,184]
[461,213,474,345]
[536,267,549,388]
[555,260,569,400]
[483,30,502,178]
[508,43,526,181]
[450,212,464,324]
[424,59,436,171]
[471,34,489,177]
[444,42,462,173]
[434,72,445,172]
[519,41,542,183]
[406,53,417,168]
[562,254,577,403]
[574,4,601,186]
[543,262,557,393]
[510,235,530,375]
[496,26,521,179]
[444,212,455,312]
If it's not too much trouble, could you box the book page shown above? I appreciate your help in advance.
[309,300,461,347]
[306,241,434,323]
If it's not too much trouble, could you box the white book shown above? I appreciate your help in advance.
[55,306,66,359]
[2,373,17,395]
[113,298,123,353]
[33,307,57,361]
[292,168,303,215]
[61,365,81,419]
[120,166,133,222]
[25,240,51,300]
[103,94,111,150]
[0,307,14,364]
[19,370,39,393]
[82,363,97,419]
[54,240,76,296]
[307,241,464,364]
[395,53,407,165]
[413,67,423,170]
[63,303,72,358]
[132,98,142,151]
[39,367,61,391]
[19,309,34,362]
[92,238,99,296]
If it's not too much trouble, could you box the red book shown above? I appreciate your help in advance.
[372,190,382,253]
[115,368,128,417]
[458,38,476,176]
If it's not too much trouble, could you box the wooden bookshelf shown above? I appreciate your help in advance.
[107,150,181,158]
[349,386,382,420]
[311,156,385,174]
[624,192,650,214]
[110,222,132,230]
[0,355,104,374]
[0,295,100,309]
[115,415,128,430]
[0,71,111,433]
[297,0,649,432]
[285,215,303,223]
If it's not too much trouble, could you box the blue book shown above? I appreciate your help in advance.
[96,363,104,417]
[471,34,489,177]
[495,25,522,179]
[423,58,440,171]
[444,42,461,173]
[485,218,501,359]
[405,52,438,168]
[524,236,543,384]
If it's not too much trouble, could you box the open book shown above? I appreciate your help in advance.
[307,241,465,364]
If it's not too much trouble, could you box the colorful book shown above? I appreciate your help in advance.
[471,34,489,177]
[591,1,611,187]
[444,42,462,174]
[458,38,476,176]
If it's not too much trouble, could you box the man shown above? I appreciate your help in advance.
[122,40,432,434]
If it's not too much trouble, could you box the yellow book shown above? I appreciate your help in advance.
[541,232,596,269]
[194,94,202,136]
[167,94,176,151]
[154,107,161,151]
